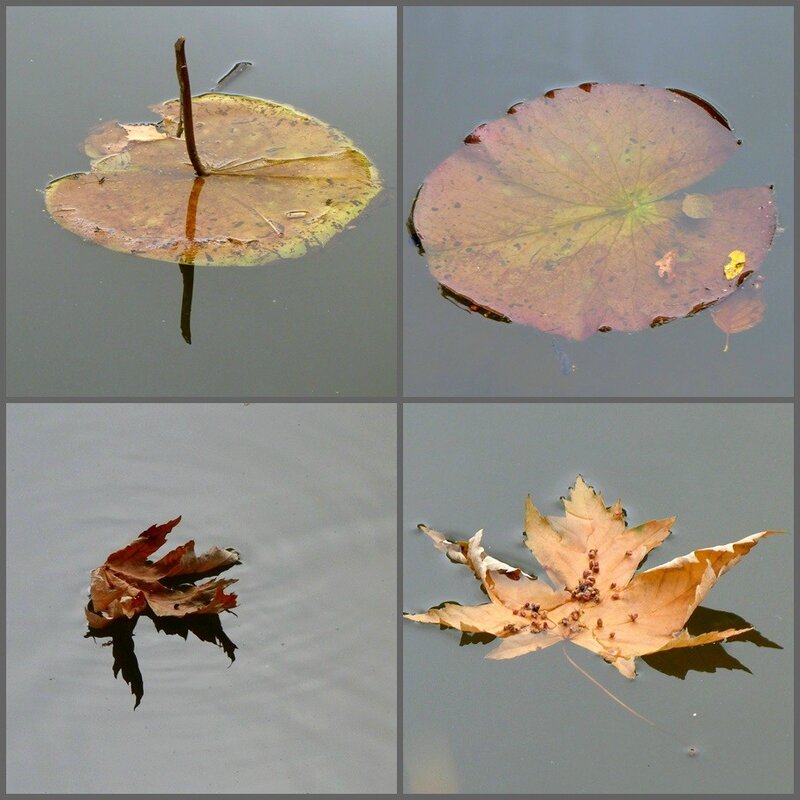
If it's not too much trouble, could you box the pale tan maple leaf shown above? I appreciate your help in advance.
[405,477,781,678]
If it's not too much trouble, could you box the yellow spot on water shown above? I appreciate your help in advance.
[723,249,746,280]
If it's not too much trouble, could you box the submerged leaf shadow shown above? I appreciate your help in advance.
[85,609,238,709]
[458,631,497,647]
[642,605,782,679]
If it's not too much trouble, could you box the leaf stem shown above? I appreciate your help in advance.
[562,645,689,749]
[174,37,207,177]
[562,646,656,728]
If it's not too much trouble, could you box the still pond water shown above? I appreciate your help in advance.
[403,403,793,793]
[7,6,396,398]
[7,404,396,793]
[403,6,793,397]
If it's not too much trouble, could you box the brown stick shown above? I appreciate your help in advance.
[174,37,207,177]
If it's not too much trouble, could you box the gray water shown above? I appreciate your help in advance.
[7,6,397,397]
[403,403,793,794]
[403,6,793,397]
[6,403,396,793]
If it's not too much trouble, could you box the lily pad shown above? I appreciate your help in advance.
[410,83,776,340]
[45,42,380,266]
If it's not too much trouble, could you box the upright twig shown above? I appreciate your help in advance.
[174,37,207,177]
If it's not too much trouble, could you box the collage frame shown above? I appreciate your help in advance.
[3,1,796,796]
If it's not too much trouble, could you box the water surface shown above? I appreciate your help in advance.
[403,403,793,793]
[7,403,397,793]
[7,6,397,397]
[403,6,793,397]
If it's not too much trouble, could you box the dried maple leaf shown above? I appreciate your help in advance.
[405,477,780,678]
[85,516,240,629]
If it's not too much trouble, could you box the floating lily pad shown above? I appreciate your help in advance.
[46,43,380,266]
[411,83,776,340]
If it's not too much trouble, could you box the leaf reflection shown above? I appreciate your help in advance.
[642,605,781,679]
[179,264,195,344]
[85,608,237,709]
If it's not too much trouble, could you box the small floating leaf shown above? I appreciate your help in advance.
[85,516,241,708]
[682,193,714,219]
[711,277,766,351]
[411,84,776,340]
[85,516,241,629]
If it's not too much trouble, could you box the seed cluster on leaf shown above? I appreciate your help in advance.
[405,477,780,678]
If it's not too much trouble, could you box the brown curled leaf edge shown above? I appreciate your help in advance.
[405,477,782,679]
[85,516,240,629]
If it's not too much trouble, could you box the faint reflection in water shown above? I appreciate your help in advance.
[405,731,460,794]
[85,610,238,709]
[434,284,577,376]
